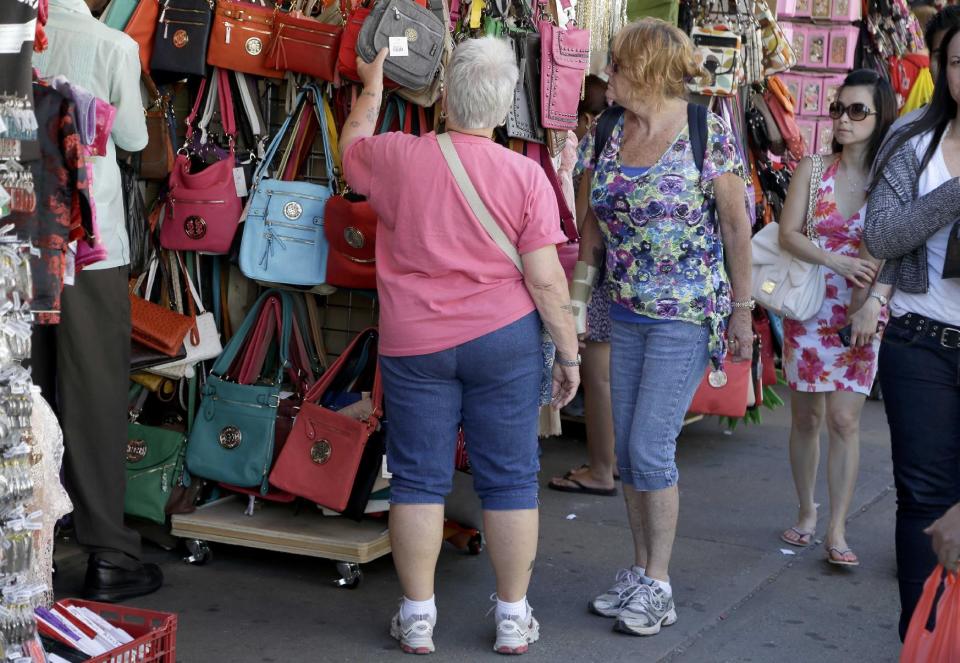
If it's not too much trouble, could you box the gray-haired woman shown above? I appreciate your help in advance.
[340,39,579,655]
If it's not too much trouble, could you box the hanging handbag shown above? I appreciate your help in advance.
[688,24,742,97]
[102,0,141,29]
[267,0,344,81]
[322,101,377,290]
[751,154,826,321]
[357,0,446,91]
[269,328,383,512]
[124,0,161,72]
[129,256,196,357]
[150,253,224,379]
[150,0,213,78]
[162,70,244,254]
[764,75,805,160]
[239,85,332,286]
[207,0,283,79]
[506,31,545,143]
[539,15,589,130]
[185,290,291,493]
[139,73,176,181]
[753,0,797,76]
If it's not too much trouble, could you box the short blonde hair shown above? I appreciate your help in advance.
[612,19,701,101]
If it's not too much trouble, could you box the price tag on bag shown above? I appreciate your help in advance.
[389,36,409,57]
[233,167,248,198]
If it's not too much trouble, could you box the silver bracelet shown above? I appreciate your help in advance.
[731,299,756,310]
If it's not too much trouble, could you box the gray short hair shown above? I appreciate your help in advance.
[445,37,519,130]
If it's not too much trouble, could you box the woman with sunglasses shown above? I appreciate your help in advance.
[778,70,896,567]
[864,26,960,639]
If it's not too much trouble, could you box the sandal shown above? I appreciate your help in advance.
[565,463,621,482]
[825,546,860,567]
[547,472,617,496]
[780,527,815,547]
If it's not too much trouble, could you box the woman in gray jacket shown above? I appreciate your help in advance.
[863,25,960,640]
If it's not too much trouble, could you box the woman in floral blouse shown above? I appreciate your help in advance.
[569,19,753,638]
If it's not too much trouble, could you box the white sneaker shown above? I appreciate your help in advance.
[614,582,678,636]
[390,610,436,655]
[494,606,540,655]
[589,568,644,617]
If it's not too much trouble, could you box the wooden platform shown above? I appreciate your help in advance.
[171,497,391,564]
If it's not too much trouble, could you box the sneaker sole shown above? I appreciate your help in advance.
[494,623,540,655]
[614,608,678,636]
[390,623,435,654]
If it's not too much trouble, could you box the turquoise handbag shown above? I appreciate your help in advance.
[185,290,292,493]
[101,0,140,29]
[239,85,332,287]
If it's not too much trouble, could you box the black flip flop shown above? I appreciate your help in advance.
[547,476,618,496]
[565,463,621,482]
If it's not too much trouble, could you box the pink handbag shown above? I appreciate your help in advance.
[161,69,244,255]
[540,10,590,131]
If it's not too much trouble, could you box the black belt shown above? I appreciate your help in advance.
[894,312,960,350]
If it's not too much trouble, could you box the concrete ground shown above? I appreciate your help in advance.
[54,390,903,662]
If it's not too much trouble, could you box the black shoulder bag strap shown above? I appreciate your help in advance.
[591,104,625,166]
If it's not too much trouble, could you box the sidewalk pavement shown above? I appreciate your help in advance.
[54,390,902,662]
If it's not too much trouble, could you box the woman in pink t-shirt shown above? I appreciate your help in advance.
[340,39,579,656]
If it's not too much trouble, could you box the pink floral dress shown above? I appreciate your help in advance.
[782,160,886,395]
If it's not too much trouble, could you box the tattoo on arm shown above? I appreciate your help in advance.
[365,107,378,124]
[349,120,361,129]
[361,90,380,99]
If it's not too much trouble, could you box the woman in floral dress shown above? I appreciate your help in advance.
[779,70,896,566]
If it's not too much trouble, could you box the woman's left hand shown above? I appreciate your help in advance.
[356,48,388,90]
[727,309,753,362]
[849,298,882,347]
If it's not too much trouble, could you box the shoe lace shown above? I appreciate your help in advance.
[611,568,641,596]
[622,583,666,613]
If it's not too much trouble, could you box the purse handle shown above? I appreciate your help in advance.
[804,154,824,243]
[253,84,334,188]
[209,289,292,383]
[301,328,382,425]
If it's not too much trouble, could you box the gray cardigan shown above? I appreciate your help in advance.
[863,136,960,291]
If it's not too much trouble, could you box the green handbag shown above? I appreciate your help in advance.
[185,290,292,494]
[125,422,187,524]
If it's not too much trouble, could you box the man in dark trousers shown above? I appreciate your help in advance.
[31,0,162,601]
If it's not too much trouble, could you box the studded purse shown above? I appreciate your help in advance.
[162,69,244,255]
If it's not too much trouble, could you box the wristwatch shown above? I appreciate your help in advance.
[556,353,582,367]
[868,291,889,306]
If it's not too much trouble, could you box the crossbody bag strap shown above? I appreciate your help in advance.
[235,72,266,158]
[436,132,523,273]
[253,87,311,186]
[208,289,275,378]
[805,155,824,242]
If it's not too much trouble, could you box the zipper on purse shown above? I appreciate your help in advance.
[210,395,272,409]
[265,219,313,232]
[276,34,335,49]
[164,19,206,37]
[169,197,227,205]
[272,234,315,246]
[224,20,233,44]
[263,188,327,202]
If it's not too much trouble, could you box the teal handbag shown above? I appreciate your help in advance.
[125,422,186,524]
[101,0,140,30]
[185,290,292,493]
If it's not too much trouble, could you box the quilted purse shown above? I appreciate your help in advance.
[357,0,446,91]
[269,328,382,512]
[688,25,742,97]
[239,85,332,287]
[267,0,344,81]
[207,0,284,79]
[162,70,244,255]
[150,0,213,78]
[185,290,291,493]
[539,17,590,131]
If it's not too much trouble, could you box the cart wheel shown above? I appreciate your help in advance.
[183,539,212,565]
[468,532,483,556]
[334,562,362,589]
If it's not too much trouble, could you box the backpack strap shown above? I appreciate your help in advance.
[687,102,709,175]
[591,104,625,167]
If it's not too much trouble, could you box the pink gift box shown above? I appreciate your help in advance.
[828,26,859,70]
[816,117,835,156]
[788,24,808,68]
[810,0,832,20]
[794,0,812,18]
[805,27,830,68]
[801,76,825,115]
[831,0,861,22]
[821,75,846,113]
[777,0,797,17]
[796,119,817,155]
[779,73,803,109]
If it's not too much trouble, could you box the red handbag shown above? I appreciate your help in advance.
[162,70,244,255]
[539,13,590,131]
[336,1,400,88]
[268,4,343,81]
[689,338,762,418]
[269,328,382,512]
[207,0,284,79]
[124,0,160,73]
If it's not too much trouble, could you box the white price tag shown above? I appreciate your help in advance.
[233,167,248,198]
[389,36,409,57]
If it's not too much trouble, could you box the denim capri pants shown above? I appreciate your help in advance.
[381,311,542,511]
[610,319,710,491]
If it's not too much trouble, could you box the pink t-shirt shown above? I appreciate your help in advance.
[343,131,566,357]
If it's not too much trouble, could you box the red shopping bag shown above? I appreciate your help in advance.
[901,565,960,663]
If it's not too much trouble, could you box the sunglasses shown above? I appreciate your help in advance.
[828,101,877,121]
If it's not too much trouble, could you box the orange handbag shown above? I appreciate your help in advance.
[765,76,806,160]
[207,0,284,79]
[124,0,160,73]
[688,338,761,418]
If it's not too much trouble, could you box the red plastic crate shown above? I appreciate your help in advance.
[57,599,177,663]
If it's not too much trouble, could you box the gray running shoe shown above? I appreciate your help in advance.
[589,568,643,617]
[390,610,436,654]
[614,582,678,636]
[494,608,540,655]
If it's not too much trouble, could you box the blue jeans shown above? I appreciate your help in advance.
[610,319,710,490]
[879,313,960,640]
[380,312,542,511]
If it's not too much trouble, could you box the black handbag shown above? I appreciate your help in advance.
[506,33,545,143]
[150,0,213,79]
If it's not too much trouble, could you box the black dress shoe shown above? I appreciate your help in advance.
[83,557,163,603]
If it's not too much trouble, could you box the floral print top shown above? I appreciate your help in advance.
[577,110,746,369]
